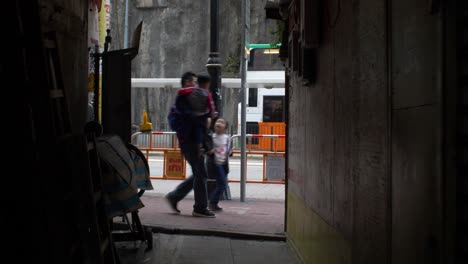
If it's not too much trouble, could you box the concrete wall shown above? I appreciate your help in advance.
[109,0,277,131]
[391,0,444,263]
[287,1,389,263]
[110,0,276,78]
[286,0,446,263]
[128,1,211,78]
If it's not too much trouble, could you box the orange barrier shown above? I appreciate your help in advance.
[131,132,286,184]
[131,131,186,180]
[257,122,286,151]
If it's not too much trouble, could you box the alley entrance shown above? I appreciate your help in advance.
[85,0,288,241]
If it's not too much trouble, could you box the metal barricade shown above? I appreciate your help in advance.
[132,131,179,154]
[131,132,286,184]
[131,131,186,180]
[230,134,286,184]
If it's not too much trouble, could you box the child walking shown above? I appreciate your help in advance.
[208,118,232,212]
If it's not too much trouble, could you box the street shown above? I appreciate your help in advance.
[148,154,266,181]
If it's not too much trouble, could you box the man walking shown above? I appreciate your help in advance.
[165,72,215,218]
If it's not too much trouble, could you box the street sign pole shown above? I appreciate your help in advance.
[240,0,250,202]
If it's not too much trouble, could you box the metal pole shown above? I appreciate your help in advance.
[240,0,249,202]
[124,0,129,48]
[206,0,222,115]
[240,56,247,202]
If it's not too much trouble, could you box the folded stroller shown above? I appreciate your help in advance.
[95,134,154,250]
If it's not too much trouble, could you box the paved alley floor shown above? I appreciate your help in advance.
[117,233,298,264]
[138,194,285,237]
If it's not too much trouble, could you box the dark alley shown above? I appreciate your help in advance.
[10,0,467,263]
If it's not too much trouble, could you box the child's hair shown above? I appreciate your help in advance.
[215,117,228,131]
[197,75,211,86]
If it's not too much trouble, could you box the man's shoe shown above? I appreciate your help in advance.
[192,209,216,218]
[209,204,223,212]
[165,194,180,213]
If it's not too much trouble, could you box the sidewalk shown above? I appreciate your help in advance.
[138,194,285,237]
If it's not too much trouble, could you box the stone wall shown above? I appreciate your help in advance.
[110,0,277,131]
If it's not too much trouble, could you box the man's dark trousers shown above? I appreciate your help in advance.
[167,143,208,211]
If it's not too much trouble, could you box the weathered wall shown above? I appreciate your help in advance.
[113,0,215,128]
[391,0,443,263]
[129,1,210,77]
[110,0,277,131]
[38,0,88,132]
[287,0,448,263]
[111,0,274,78]
[287,0,389,263]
